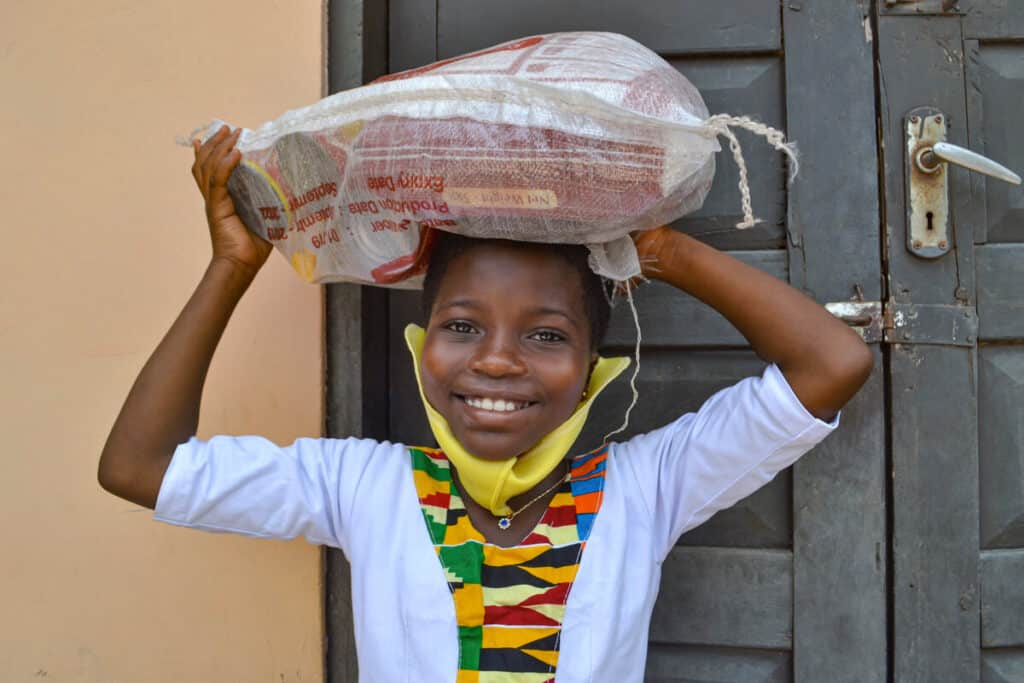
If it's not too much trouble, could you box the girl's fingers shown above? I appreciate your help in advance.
[211,147,242,189]
[190,139,204,185]
[202,129,241,195]
[207,181,231,216]
[190,126,243,213]
[192,128,225,191]
[194,125,230,171]
[194,126,237,193]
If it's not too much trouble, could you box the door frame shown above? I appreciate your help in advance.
[323,1,389,681]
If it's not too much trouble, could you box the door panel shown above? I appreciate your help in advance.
[602,253,787,347]
[673,56,787,249]
[645,644,790,683]
[969,22,1024,682]
[651,547,793,649]
[981,648,1024,683]
[965,1,1024,39]
[970,44,1024,243]
[979,346,1024,551]
[434,0,781,57]
[981,549,1024,647]
[978,246,1024,339]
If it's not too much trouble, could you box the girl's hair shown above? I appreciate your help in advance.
[421,232,613,350]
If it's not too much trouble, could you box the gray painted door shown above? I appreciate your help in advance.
[326,1,1024,681]
[876,4,1024,682]
[378,2,886,681]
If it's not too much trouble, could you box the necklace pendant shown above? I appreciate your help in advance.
[497,517,512,530]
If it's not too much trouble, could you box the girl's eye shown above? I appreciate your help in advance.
[443,320,477,335]
[530,329,566,343]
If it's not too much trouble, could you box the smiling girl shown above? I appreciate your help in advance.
[99,125,873,681]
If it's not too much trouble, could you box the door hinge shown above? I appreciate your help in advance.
[826,301,977,346]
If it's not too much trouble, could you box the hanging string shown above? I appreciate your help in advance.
[603,278,642,443]
[701,114,800,229]
[597,115,796,441]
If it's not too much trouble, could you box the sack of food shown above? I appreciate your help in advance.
[187,31,795,286]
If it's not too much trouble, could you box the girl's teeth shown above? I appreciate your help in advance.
[466,397,526,412]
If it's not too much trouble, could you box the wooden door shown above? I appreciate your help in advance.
[327,2,1024,681]
[876,3,1024,681]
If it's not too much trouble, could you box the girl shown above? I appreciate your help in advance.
[99,125,872,681]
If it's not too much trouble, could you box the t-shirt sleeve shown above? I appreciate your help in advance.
[615,363,839,561]
[152,435,391,554]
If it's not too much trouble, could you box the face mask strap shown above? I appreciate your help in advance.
[602,278,642,443]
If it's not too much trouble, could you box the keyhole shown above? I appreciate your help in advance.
[926,211,934,231]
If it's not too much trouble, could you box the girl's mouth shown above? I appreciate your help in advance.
[456,395,534,413]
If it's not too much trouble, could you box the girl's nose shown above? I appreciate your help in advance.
[468,335,527,377]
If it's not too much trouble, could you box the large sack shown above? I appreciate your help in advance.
[191,31,792,286]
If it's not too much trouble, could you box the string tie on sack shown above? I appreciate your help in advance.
[596,116,797,441]
[701,115,800,229]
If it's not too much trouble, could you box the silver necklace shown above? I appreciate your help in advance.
[496,474,566,530]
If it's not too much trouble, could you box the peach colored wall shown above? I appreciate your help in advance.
[1,2,326,681]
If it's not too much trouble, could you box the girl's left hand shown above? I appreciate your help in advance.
[613,226,673,296]
[631,225,674,281]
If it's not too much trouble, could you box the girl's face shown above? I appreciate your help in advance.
[421,243,596,461]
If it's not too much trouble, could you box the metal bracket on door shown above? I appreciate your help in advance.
[826,301,885,343]
[882,303,977,347]
[827,300,977,346]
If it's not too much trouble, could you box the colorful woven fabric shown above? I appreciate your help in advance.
[410,446,610,682]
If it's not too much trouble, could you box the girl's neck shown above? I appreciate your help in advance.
[451,459,569,547]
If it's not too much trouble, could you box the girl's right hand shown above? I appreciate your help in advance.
[191,125,273,275]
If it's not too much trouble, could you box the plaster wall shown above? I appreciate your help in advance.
[1,2,326,680]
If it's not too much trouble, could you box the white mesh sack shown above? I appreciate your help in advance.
[187,31,796,286]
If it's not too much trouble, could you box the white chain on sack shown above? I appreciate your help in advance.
[701,114,800,229]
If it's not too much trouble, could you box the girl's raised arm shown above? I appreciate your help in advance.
[98,126,273,508]
[634,227,872,421]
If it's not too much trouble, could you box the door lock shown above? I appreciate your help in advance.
[904,107,1021,260]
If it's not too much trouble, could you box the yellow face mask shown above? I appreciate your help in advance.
[404,324,629,516]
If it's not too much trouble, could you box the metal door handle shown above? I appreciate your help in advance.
[916,142,1022,185]
[904,107,1023,260]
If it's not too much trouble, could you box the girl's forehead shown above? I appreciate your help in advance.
[440,244,581,291]
[434,244,587,313]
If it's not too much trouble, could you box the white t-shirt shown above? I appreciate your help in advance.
[154,363,838,682]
